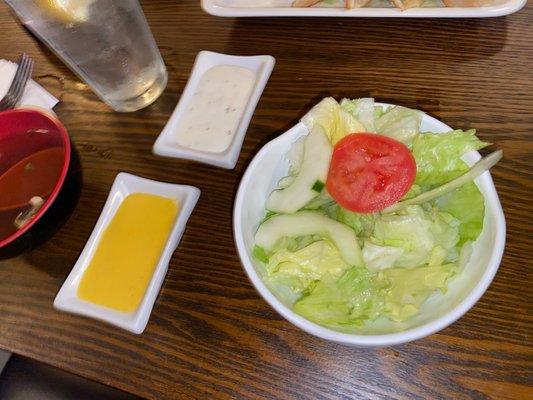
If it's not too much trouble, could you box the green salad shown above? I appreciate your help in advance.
[252,97,501,332]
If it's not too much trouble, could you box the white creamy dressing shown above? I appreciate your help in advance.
[175,65,256,153]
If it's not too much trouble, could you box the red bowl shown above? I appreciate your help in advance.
[0,108,71,248]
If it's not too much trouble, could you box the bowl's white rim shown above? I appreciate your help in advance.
[233,105,506,347]
[202,0,527,18]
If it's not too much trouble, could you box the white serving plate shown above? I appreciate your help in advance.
[202,0,526,17]
[233,103,506,346]
[54,173,200,334]
[153,51,275,169]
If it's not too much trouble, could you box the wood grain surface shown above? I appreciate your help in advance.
[0,1,532,399]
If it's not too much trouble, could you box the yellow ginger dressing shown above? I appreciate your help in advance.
[77,193,178,313]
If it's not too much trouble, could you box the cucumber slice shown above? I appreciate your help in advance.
[266,125,332,214]
[255,211,363,266]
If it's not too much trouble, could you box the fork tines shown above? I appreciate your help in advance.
[0,53,34,112]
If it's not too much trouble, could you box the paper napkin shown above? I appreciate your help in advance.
[0,59,59,110]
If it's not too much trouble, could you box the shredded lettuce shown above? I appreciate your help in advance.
[436,182,485,245]
[293,262,457,328]
[272,235,322,254]
[375,105,423,146]
[301,97,365,145]
[374,106,385,119]
[362,241,404,271]
[429,210,460,251]
[340,97,375,132]
[266,240,350,295]
[372,206,435,267]
[293,266,386,328]
[412,129,489,188]
[252,245,269,264]
[371,205,459,268]
[379,263,457,322]
[303,190,336,213]
[334,206,376,237]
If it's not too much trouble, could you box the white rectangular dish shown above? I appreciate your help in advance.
[153,51,275,169]
[202,0,526,17]
[54,173,200,334]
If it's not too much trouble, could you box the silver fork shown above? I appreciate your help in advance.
[0,54,34,112]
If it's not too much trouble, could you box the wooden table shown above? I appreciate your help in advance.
[0,1,531,399]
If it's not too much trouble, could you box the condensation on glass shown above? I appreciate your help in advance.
[6,0,167,112]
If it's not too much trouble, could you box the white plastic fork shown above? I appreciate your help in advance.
[0,54,34,112]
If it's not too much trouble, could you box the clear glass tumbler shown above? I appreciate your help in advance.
[6,0,167,112]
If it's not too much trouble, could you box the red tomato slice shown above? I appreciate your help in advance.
[326,133,416,213]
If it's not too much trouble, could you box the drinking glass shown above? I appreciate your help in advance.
[5,0,168,112]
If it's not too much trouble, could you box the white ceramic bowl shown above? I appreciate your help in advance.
[233,104,505,346]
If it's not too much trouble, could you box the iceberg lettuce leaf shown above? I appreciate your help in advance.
[292,262,457,327]
[372,206,435,268]
[266,240,350,295]
[362,241,404,271]
[340,97,375,132]
[293,266,386,328]
[371,206,459,268]
[436,182,485,245]
[301,97,365,145]
[380,264,456,322]
[412,129,489,188]
[335,205,376,238]
[375,105,423,146]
